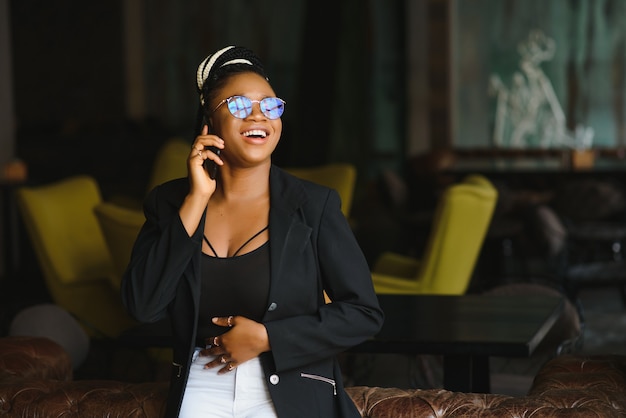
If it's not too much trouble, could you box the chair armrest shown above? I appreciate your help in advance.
[372,252,420,278]
[371,272,426,295]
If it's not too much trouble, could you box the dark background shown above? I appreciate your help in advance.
[9,1,407,202]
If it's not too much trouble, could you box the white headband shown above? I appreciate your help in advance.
[196,46,253,105]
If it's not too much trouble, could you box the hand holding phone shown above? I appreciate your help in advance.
[200,120,221,180]
[203,146,221,180]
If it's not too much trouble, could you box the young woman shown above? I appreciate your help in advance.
[121,45,384,418]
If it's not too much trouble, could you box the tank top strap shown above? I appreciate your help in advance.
[202,235,219,257]
[203,225,269,258]
[232,225,269,257]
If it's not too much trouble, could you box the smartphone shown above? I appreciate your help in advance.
[201,118,220,180]
[203,146,221,180]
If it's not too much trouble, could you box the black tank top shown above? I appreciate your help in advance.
[196,230,271,346]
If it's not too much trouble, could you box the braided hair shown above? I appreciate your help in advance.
[195,46,268,133]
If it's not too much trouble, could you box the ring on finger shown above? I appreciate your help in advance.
[227,316,233,327]
[198,150,203,158]
[227,363,235,371]
[213,336,219,347]
[220,355,227,364]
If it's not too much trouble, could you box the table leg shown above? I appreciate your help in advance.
[443,354,490,393]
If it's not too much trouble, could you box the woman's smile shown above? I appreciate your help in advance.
[241,128,269,145]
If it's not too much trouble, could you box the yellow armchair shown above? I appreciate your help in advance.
[372,174,498,295]
[16,175,137,338]
[111,137,191,209]
[284,163,357,218]
[146,137,190,192]
[93,202,174,363]
[93,202,145,291]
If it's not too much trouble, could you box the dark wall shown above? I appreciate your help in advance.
[11,1,125,127]
[11,1,175,198]
[9,1,407,201]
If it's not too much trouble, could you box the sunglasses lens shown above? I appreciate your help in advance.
[260,98,285,120]
[227,96,253,118]
[224,96,284,119]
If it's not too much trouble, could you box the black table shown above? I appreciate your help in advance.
[119,293,564,394]
[351,294,565,393]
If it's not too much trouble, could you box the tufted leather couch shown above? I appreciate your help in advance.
[0,336,168,417]
[1,336,625,417]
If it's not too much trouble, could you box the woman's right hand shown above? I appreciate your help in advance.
[179,125,224,236]
[188,124,224,197]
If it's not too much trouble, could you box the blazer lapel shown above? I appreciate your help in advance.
[268,166,311,298]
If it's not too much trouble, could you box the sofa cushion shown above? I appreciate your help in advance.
[0,379,168,418]
[345,384,624,417]
[9,304,90,369]
[0,336,72,381]
[529,354,626,411]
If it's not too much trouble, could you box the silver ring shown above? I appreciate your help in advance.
[198,151,202,158]
[220,356,227,364]
[227,363,235,371]
[227,316,233,327]
[213,336,219,347]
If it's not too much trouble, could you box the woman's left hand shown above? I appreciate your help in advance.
[200,315,271,374]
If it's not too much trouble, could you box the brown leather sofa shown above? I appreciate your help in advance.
[1,336,625,417]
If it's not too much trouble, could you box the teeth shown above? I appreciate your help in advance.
[243,130,267,138]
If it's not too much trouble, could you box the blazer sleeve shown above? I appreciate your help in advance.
[264,188,384,371]
[121,182,203,323]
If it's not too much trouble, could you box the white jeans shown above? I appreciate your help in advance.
[179,349,278,418]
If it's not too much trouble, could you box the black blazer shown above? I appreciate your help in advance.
[121,165,384,418]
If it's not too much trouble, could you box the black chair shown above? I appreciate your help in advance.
[548,178,626,307]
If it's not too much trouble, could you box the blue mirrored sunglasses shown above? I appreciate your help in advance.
[213,96,286,120]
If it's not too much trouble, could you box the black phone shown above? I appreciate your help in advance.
[203,146,221,180]
[201,119,220,180]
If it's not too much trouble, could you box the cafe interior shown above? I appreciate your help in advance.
[1,0,626,415]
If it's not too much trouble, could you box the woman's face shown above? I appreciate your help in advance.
[208,72,282,168]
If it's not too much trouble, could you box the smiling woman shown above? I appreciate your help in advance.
[120,45,383,418]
